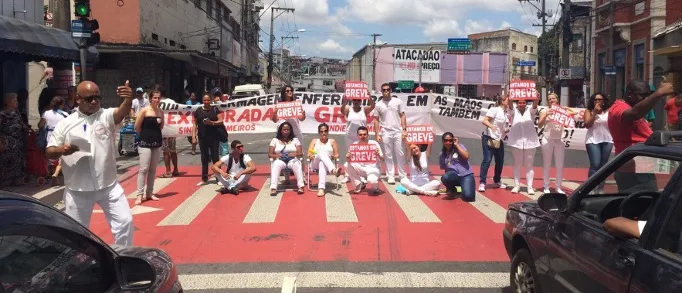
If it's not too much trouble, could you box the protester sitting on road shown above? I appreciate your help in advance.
[439,132,476,201]
[603,217,646,239]
[193,92,224,186]
[212,140,257,195]
[269,121,305,196]
[134,90,164,205]
[345,126,384,195]
[307,123,343,197]
[340,95,375,182]
[538,93,577,194]
[399,139,440,196]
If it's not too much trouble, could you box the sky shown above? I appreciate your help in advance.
[258,0,564,60]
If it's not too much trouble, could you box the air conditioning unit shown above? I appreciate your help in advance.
[253,0,264,10]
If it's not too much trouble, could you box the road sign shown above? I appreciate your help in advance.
[397,80,414,91]
[443,86,456,96]
[603,65,616,75]
[71,20,91,38]
[447,38,471,55]
[518,60,536,66]
[559,68,571,79]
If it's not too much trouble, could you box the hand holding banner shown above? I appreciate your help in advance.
[509,80,538,100]
[348,143,378,163]
[276,101,303,119]
[344,81,369,100]
[405,125,435,144]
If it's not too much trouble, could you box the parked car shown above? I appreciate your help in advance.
[0,191,182,292]
[504,130,682,293]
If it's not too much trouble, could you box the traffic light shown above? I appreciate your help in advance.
[85,19,100,46]
[74,0,90,18]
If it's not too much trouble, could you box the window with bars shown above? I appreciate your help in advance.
[206,0,213,19]
[230,17,241,42]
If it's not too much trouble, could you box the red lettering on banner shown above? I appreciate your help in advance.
[315,107,346,123]
[226,124,257,132]
[176,111,191,124]
[177,126,193,135]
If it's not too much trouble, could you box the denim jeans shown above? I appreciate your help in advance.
[480,135,505,185]
[585,142,613,178]
[441,171,476,202]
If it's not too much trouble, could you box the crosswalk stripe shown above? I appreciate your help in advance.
[126,177,176,199]
[178,272,507,289]
[157,182,220,226]
[243,179,282,223]
[384,182,441,223]
[324,179,359,223]
[500,178,539,200]
[470,192,508,224]
[561,181,581,191]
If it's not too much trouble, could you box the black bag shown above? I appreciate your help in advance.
[227,153,247,170]
[212,106,228,143]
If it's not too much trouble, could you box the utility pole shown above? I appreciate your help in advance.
[371,33,382,92]
[266,7,295,91]
[281,36,298,83]
[520,0,550,100]
[52,0,72,93]
[607,1,615,98]
[560,0,572,106]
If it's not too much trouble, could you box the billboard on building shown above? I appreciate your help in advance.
[393,48,441,83]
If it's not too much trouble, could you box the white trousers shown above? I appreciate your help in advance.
[137,147,161,196]
[400,177,441,194]
[541,139,565,189]
[217,173,252,190]
[511,147,537,188]
[381,131,406,179]
[311,154,336,189]
[345,162,380,189]
[64,183,134,246]
[270,158,304,189]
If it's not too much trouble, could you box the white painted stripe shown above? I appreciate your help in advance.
[281,276,296,293]
[384,182,441,223]
[127,177,176,198]
[470,192,508,224]
[243,179,282,223]
[561,181,581,191]
[178,272,507,289]
[500,178,539,200]
[156,183,220,226]
[32,186,65,200]
[325,179,358,223]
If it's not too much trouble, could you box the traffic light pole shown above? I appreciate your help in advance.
[80,46,88,81]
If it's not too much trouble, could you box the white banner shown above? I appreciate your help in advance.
[393,48,441,83]
[158,92,590,151]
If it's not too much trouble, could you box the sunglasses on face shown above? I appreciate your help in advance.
[381,88,390,92]
[319,130,328,133]
[444,139,454,142]
[235,145,244,149]
[285,89,292,93]
[79,95,102,103]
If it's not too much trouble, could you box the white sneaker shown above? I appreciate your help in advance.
[387,177,396,185]
[511,186,520,193]
[494,182,507,189]
[527,188,535,195]
[543,188,551,194]
[478,183,486,192]
[556,188,565,194]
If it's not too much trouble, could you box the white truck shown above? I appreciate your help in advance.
[231,84,267,99]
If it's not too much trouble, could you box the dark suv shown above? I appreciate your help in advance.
[0,191,182,292]
[504,131,682,293]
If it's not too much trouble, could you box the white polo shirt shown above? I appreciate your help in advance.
[48,108,120,192]
[507,105,541,150]
[372,98,404,133]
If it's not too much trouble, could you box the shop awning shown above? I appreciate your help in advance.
[0,15,98,63]
[651,46,682,57]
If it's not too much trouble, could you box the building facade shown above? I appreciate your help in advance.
[558,1,592,107]
[85,0,262,104]
[468,28,539,83]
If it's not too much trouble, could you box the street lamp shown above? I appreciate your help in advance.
[418,45,436,90]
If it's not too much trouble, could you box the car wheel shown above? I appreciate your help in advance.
[510,248,541,293]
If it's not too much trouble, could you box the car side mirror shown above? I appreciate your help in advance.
[538,192,568,213]
[115,256,156,290]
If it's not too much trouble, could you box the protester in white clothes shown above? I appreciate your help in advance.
[269,122,305,196]
[345,126,385,195]
[583,92,614,180]
[506,96,540,195]
[38,96,69,181]
[340,95,375,181]
[46,80,134,246]
[538,93,577,194]
[272,85,305,142]
[400,139,441,196]
[212,140,257,195]
[130,87,149,117]
[479,95,509,192]
[373,83,407,184]
[307,123,343,197]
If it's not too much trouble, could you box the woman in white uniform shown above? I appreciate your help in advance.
[538,93,577,194]
[307,123,343,197]
[269,121,305,196]
[340,96,375,181]
[272,85,305,142]
[506,97,540,195]
[399,139,441,196]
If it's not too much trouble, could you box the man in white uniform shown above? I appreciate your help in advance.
[212,140,257,195]
[373,83,407,184]
[130,87,149,117]
[46,80,134,246]
[345,126,384,195]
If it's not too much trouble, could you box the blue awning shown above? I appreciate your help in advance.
[0,15,98,63]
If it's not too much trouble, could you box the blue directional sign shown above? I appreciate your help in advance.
[517,60,536,66]
[71,20,91,38]
[447,38,471,55]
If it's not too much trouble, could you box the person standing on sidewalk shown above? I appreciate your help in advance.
[134,90,164,205]
[373,83,407,184]
[46,80,135,246]
[157,85,179,178]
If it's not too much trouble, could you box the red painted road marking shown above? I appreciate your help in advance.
[88,165,587,264]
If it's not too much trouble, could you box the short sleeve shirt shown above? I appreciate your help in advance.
[608,100,652,154]
[372,98,404,133]
[439,144,474,176]
[220,154,253,174]
[485,106,508,140]
[270,137,301,154]
[350,140,383,168]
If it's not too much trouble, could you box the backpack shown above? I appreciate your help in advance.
[226,153,246,171]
